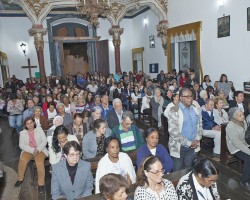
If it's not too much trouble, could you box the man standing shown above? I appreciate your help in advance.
[168,88,202,171]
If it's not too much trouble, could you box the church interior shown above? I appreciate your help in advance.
[1,0,250,199]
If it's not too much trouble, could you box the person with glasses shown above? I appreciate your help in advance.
[176,158,220,200]
[136,128,173,174]
[134,156,178,200]
[111,110,145,152]
[168,88,202,171]
[51,141,93,200]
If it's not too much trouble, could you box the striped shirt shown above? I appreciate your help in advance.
[119,125,136,151]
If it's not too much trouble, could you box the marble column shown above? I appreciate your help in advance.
[29,24,47,83]
[157,20,169,55]
[109,25,124,73]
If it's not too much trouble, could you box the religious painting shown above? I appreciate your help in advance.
[247,7,250,31]
[218,15,230,38]
[149,63,159,73]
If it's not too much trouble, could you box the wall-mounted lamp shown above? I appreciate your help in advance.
[218,0,224,7]
[149,34,155,48]
[20,43,26,56]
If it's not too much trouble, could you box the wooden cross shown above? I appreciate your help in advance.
[21,58,37,78]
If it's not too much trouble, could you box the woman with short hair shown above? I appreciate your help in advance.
[33,106,48,130]
[176,158,220,199]
[134,156,178,199]
[226,107,250,191]
[51,141,93,199]
[136,128,173,174]
[100,173,128,200]
[213,97,229,125]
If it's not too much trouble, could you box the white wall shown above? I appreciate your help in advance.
[0,17,51,81]
[168,0,250,90]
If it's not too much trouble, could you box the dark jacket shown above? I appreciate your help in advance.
[201,109,218,130]
[229,100,249,118]
[106,109,120,130]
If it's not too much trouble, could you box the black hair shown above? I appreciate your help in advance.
[104,136,120,151]
[179,87,191,97]
[52,125,69,153]
[9,93,17,100]
[144,127,158,138]
[234,90,244,98]
[23,117,36,130]
[192,158,219,178]
[92,119,106,131]
[63,140,82,155]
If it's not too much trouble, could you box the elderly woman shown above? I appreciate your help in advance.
[100,173,128,200]
[82,119,111,159]
[48,125,79,165]
[95,136,136,194]
[33,106,48,130]
[150,88,164,127]
[213,97,229,125]
[176,158,220,199]
[226,107,250,191]
[197,90,208,107]
[14,117,48,194]
[7,93,24,133]
[46,115,63,138]
[51,141,93,199]
[137,128,173,174]
[134,156,178,199]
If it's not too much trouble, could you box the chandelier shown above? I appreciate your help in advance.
[77,0,111,27]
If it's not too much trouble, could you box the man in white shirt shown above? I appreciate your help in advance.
[229,90,249,118]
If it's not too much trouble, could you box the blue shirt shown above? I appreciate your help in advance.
[179,102,199,142]
[100,104,113,120]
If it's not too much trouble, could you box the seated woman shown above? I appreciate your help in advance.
[226,108,250,191]
[134,156,178,199]
[48,125,79,165]
[100,173,128,200]
[213,97,229,125]
[131,85,142,110]
[176,158,220,200]
[15,117,48,194]
[136,128,173,174]
[33,106,48,130]
[150,88,164,127]
[95,136,136,194]
[217,90,229,108]
[197,90,208,107]
[44,101,57,119]
[82,119,111,159]
[72,113,85,142]
[51,141,93,199]
[46,116,63,138]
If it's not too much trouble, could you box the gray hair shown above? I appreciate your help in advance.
[228,107,241,120]
[91,106,102,113]
[199,90,207,98]
[122,111,134,121]
[112,98,122,107]
[56,102,65,109]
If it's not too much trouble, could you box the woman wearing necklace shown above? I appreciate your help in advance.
[176,158,220,200]
[82,119,110,159]
[134,156,178,200]
[213,98,229,125]
[95,136,136,194]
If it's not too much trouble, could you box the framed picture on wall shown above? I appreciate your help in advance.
[218,15,230,38]
[149,63,159,73]
[247,7,250,31]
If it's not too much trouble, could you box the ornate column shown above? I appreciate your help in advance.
[157,20,169,55]
[29,24,47,83]
[109,25,124,73]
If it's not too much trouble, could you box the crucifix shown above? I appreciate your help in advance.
[21,58,37,78]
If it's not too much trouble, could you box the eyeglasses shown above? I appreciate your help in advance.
[148,169,165,175]
[68,153,81,158]
[181,95,194,99]
[124,120,133,125]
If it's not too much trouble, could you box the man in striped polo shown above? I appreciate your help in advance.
[111,111,145,152]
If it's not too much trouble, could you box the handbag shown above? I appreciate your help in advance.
[245,122,250,145]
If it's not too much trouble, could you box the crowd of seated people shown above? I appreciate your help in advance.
[1,69,250,199]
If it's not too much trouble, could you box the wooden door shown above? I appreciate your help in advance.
[96,40,109,77]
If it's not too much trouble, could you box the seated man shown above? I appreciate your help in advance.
[229,90,249,118]
[201,98,221,161]
[111,111,145,152]
[107,98,124,130]
[100,94,113,120]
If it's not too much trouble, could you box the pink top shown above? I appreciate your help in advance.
[28,130,37,149]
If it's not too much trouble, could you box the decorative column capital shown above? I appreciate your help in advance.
[28,25,47,50]
[23,0,49,17]
[109,26,124,47]
[157,20,169,55]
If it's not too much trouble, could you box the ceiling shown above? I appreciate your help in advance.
[0,0,150,18]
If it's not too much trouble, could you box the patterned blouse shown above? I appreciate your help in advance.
[96,134,106,156]
[134,179,178,200]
